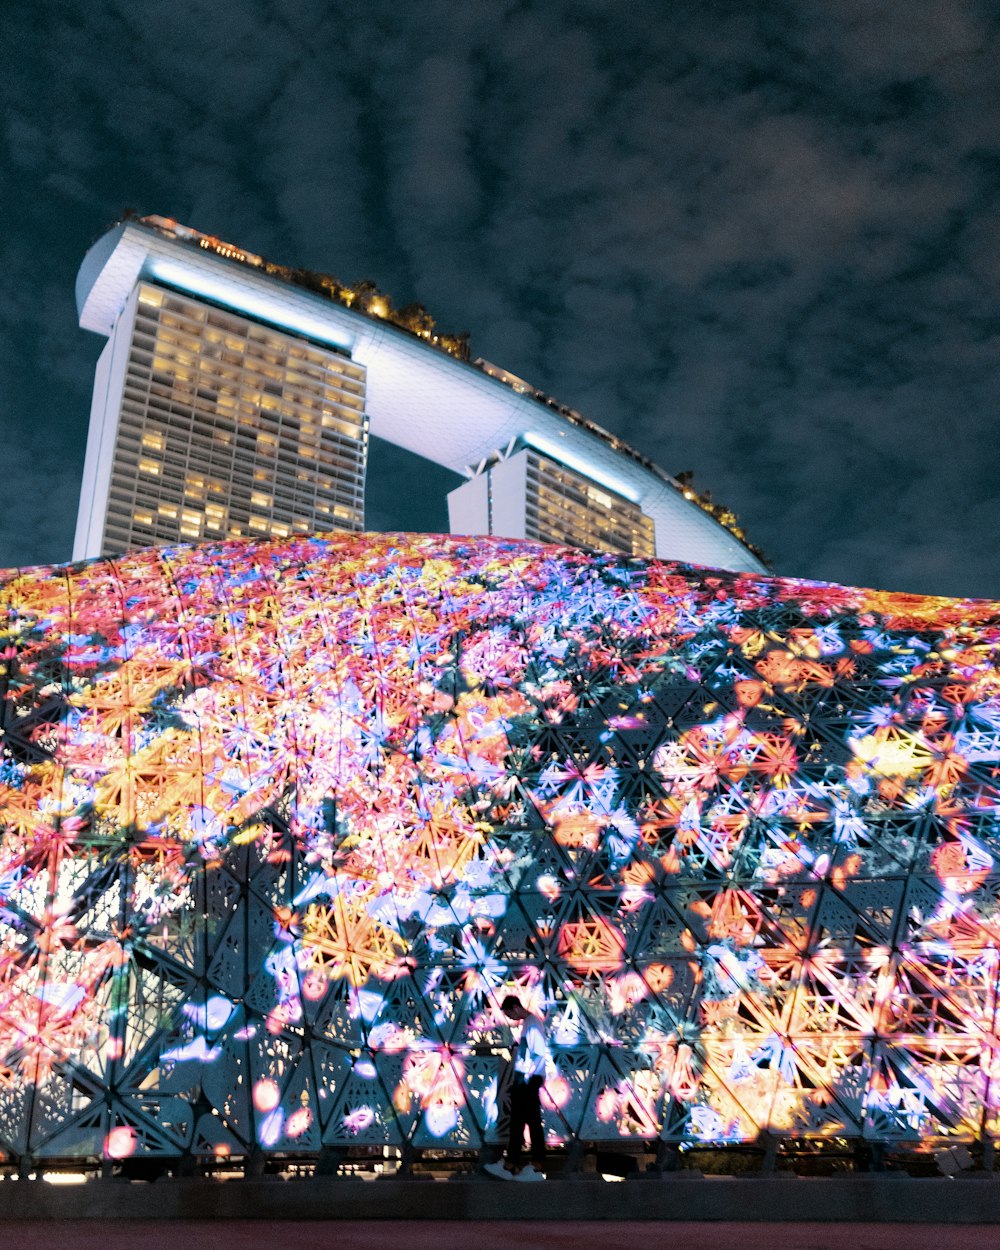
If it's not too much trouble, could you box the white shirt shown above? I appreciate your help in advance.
[513,1015,553,1081]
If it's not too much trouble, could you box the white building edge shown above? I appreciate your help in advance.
[76,220,767,573]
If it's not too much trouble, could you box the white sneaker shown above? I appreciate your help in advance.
[483,1160,514,1181]
[514,1165,545,1182]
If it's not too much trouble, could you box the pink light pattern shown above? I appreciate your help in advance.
[0,531,999,1162]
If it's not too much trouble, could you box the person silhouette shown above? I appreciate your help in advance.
[484,994,553,1182]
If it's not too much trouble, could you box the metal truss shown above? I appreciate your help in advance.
[0,532,999,1167]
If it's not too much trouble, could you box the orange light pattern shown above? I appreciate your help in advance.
[1,531,1000,1162]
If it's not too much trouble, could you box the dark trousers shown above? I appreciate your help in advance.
[508,1075,545,1167]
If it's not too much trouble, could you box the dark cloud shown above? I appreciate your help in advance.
[1,0,998,595]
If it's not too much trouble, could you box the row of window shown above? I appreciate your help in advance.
[132,311,362,380]
[100,285,370,554]
[127,386,366,447]
[131,341,366,411]
[128,365,365,431]
[119,395,367,463]
[137,286,364,384]
[114,418,365,484]
[104,448,364,547]
[114,423,365,483]
[526,454,655,558]
[104,498,362,553]
[132,360,364,425]
[110,458,364,505]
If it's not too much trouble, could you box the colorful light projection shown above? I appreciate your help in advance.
[1,531,1000,1164]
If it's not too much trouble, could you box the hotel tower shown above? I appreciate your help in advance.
[74,215,766,573]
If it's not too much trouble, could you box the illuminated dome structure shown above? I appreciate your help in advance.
[1,531,999,1169]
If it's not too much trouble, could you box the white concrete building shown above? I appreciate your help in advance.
[75,216,767,572]
[76,280,367,557]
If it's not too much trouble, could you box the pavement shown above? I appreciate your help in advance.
[3,1220,1000,1250]
[6,1173,1000,1225]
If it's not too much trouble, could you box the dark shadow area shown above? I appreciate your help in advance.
[364,436,464,534]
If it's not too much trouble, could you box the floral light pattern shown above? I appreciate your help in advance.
[1,531,1000,1161]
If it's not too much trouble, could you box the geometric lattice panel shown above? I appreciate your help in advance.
[2,531,1000,1163]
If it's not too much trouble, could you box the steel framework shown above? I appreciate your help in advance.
[0,532,999,1166]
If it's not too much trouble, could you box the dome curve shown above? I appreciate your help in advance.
[1,530,1000,1162]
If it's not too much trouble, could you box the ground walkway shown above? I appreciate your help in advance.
[2,1174,1000,1227]
[2,1219,998,1250]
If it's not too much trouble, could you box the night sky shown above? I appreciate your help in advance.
[3,1,998,597]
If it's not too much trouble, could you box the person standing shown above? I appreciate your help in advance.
[484,994,552,1182]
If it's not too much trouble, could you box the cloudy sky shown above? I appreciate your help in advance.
[2,0,998,596]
